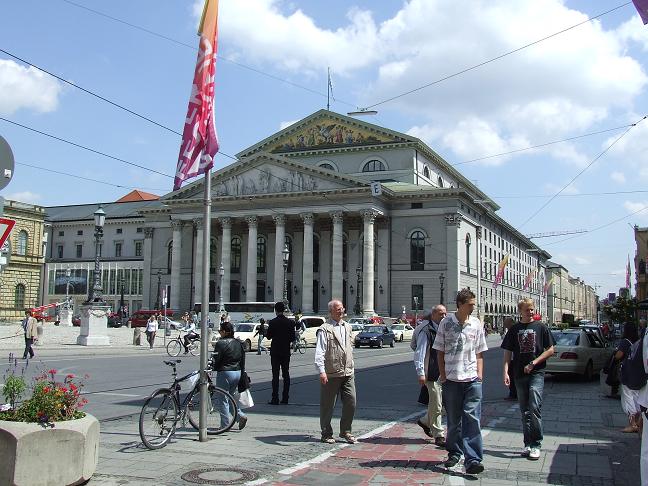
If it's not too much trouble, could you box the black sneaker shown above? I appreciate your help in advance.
[444,456,460,468]
[267,399,279,405]
[416,419,431,435]
[465,462,484,475]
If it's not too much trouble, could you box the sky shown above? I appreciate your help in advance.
[1,0,648,299]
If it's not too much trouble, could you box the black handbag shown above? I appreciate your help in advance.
[237,340,251,392]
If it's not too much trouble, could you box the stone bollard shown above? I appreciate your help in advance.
[133,327,142,346]
[35,323,44,346]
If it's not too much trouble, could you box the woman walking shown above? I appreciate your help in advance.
[616,322,641,433]
[145,314,158,350]
[211,321,248,430]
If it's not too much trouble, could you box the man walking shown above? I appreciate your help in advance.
[433,289,488,474]
[315,300,357,444]
[265,302,295,405]
[414,304,447,446]
[254,318,267,355]
[501,298,554,461]
[22,309,38,359]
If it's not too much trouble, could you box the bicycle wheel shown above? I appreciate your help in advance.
[298,338,307,354]
[139,389,179,449]
[189,341,199,356]
[186,385,238,434]
[166,339,182,357]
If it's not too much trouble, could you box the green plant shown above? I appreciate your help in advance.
[3,375,27,409]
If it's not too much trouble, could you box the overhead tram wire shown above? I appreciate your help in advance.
[362,2,632,110]
[518,115,646,229]
[57,0,357,109]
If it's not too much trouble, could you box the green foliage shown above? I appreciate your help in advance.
[2,375,27,409]
[602,296,637,324]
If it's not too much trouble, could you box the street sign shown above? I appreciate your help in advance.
[0,217,16,250]
[0,135,15,191]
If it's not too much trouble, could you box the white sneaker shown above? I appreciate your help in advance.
[528,447,540,460]
[521,446,531,457]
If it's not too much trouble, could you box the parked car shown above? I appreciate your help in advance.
[128,309,176,328]
[300,316,327,346]
[350,323,365,340]
[545,328,611,380]
[233,322,272,352]
[348,317,372,327]
[390,323,414,342]
[577,324,612,348]
[158,316,185,331]
[354,325,396,348]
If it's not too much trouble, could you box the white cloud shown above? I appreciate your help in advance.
[617,16,648,51]
[554,252,591,266]
[611,171,626,184]
[0,60,63,115]
[5,191,42,204]
[279,120,298,130]
[624,200,648,217]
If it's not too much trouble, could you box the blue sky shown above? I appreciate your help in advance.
[1,0,648,298]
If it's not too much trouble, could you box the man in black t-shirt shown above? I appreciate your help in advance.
[501,298,554,462]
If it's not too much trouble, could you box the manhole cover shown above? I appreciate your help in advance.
[181,467,258,485]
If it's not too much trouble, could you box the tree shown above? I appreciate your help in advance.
[602,295,637,324]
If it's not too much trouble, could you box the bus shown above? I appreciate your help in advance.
[193,302,278,325]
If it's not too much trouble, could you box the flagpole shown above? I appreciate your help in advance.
[199,168,211,442]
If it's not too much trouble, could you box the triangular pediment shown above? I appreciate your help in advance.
[237,109,415,158]
[165,152,370,201]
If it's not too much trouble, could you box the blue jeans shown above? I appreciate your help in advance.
[215,370,246,425]
[515,372,545,448]
[442,380,483,465]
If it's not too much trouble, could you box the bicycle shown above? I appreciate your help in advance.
[138,359,238,449]
[292,336,307,354]
[166,330,199,357]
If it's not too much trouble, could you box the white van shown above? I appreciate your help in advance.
[299,316,327,345]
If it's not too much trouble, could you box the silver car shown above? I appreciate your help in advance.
[545,328,611,380]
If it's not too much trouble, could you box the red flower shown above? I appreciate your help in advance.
[70,384,78,391]
[47,369,57,375]
[66,374,75,380]
[43,387,51,393]
[59,387,68,393]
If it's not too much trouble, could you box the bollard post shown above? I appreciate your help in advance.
[133,327,142,346]
[35,323,44,346]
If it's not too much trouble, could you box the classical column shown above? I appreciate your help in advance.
[219,217,232,303]
[331,211,344,301]
[142,228,154,308]
[361,210,377,315]
[193,219,204,306]
[246,216,258,301]
[171,220,183,310]
[301,213,314,314]
[273,214,286,302]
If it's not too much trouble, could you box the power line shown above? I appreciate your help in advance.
[493,189,648,199]
[518,116,645,228]
[363,2,631,110]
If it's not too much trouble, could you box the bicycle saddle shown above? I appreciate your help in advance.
[163,360,181,366]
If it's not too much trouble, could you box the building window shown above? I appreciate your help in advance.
[465,234,472,274]
[362,159,386,172]
[116,228,122,234]
[231,237,241,273]
[77,230,83,236]
[167,242,173,273]
[17,230,28,256]
[423,166,430,179]
[410,231,425,271]
[313,234,320,273]
[135,241,143,257]
[115,242,122,257]
[284,236,292,273]
[136,227,143,233]
[58,231,64,237]
[210,238,218,273]
[319,163,335,171]
[437,176,443,188]
[257,236,266,273]
[15,284,26,309]
[411,202,423,209]
[57,245,63,259]
[411,284,424,311]
[76,244,83,258]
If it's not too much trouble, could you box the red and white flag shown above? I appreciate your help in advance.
[174,0,220,191]
[522,269,536,291]
[493,254,510,289]
[633,0,648,25]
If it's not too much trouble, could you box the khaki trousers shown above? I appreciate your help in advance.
[320,375,356,439]
[421,380,444,438]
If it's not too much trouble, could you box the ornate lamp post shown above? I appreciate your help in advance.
[154,270,162,309]
[413,296,419,323]
[354,265,362,316]
[439,273,445,306]
[282,243,290,312]
[86,206,106,304]
[218,263,225,314]
[65,267,72,309]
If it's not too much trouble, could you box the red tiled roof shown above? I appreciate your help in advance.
[116,190,160,202]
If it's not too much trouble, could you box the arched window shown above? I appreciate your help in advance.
[319,163,335,171]
[465,234,472,274]
[362,159,386,172]
[231,237,241,273]
[437,176,444,188]
[423,166,430,179]
[17,230,28,256]
[257,236,266,273]
[284,236,293,273]
[15,284,26,309]
[410,231,425,271]
[313,234,320,273]
[342,234,348,272]
[167,242,173,274]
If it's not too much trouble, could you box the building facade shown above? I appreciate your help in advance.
[0,200,46,320]
[546,262,597,325]
[635,225,648,305]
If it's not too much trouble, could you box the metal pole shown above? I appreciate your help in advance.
[218,263,225,314]
[87,226,103,303]
[199,170,212,442]
[283,260,289,313]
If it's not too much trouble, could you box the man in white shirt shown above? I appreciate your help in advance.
[433,288,488,475]
[314,300,357,444]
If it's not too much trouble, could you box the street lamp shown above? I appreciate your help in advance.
[154,270,162,309]
[86,205,105,303]
[354,265,362,316]
[282,243,290,312]
[218,263,225,314]
[439,273,445,306]
[413,296,419,323]
[65,267,72,309]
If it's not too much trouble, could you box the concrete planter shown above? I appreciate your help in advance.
[0,413,99,486]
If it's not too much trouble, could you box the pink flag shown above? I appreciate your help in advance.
[522,269,536,291]
[633,0,648,25]
[492,254,509,289]
[174,0,220,191]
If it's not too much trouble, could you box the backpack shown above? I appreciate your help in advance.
[621,335,648,390]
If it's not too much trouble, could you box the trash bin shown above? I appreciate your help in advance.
[133,327,142,346]
[36,324,44,346]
